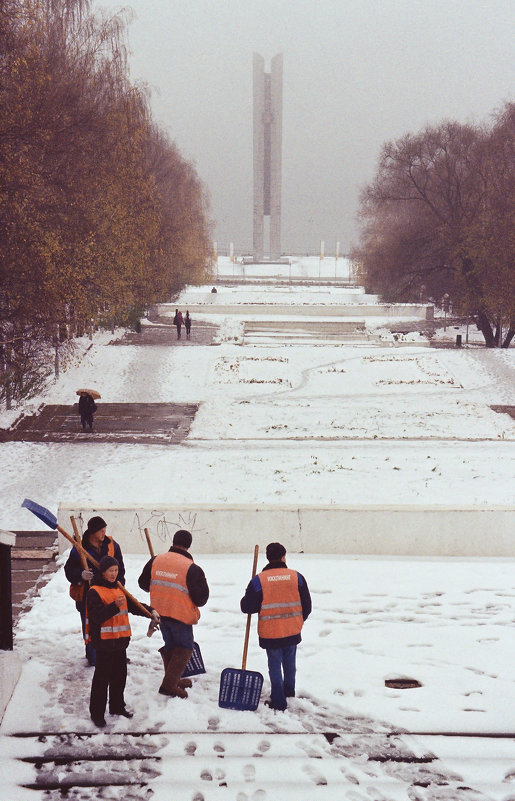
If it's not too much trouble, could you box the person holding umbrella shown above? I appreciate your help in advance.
[65,516,126,666]
[77,389,99,431]
[240,542,312,711]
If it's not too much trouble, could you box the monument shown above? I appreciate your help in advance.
[253,53,283,262]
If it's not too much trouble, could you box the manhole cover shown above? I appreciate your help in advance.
[385,678,422,689]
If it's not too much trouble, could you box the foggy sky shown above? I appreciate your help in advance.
[93,0,515,254]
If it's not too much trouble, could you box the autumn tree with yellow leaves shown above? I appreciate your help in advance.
[0,0,213,405]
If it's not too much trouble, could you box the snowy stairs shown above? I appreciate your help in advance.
[243,320,369,345]
[5,729,496,800]
[11,531,59,624]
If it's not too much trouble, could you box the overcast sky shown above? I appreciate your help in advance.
[93,0,515,255]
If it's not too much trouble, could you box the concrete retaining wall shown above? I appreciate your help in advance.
[57,504,515,557]
[158,303,433,319]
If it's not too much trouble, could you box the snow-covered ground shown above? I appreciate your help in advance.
[1,260,514,799]
[2,553,514,800]
[1,316,514,519]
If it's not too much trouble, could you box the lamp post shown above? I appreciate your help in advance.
[443,293,450,331]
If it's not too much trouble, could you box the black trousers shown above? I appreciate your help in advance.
[90,648,127,718]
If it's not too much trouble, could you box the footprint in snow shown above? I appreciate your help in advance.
[302,763,327,786]
[207,716,220,730]
[185,741,197,755]
[200,769,212,781]
[338,766,360,784]
[243,763,256,782]
[213,741,225,755]
[253,739,271,757]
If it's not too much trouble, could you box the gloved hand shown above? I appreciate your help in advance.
[147,609,160,637]
[81,569,93,581]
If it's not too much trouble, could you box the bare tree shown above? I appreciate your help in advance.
[353,108,515,346]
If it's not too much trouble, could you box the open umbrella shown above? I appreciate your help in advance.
[76,388,101,399]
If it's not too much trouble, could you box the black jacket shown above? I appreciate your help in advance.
[240,560,312,649]
[64,534,126,590]
[78,394,96,414]
[86,576,151,652]
[138,546,209,614]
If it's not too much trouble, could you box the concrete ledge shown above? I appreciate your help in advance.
[158,303,432,319]
[0,651,21,723]
[57,504,515,557]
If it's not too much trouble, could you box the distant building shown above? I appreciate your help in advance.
[253,53,283,262]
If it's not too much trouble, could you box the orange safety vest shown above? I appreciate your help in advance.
[149,551,200,625]
[69,538,115,602]
[257,568,303,639]
[84,585,131,644]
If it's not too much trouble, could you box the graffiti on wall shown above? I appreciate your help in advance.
[130,510,209,549]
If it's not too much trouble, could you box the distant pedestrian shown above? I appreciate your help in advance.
[240,542,311,711]
[64,516,126,666]
[184,310,191,339]
[173,309,184,339]
[86,555,158,727]
[138,529,209,698]
[78,392,97,430]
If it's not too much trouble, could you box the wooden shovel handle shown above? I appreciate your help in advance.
[144,528,155,557]
[70,516,88,572]
[58,523,151,618]
[242,544,259,670]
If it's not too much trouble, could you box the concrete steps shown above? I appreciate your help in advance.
[11,531,59,625]
[244,319,370,344]
[5,728,507,799]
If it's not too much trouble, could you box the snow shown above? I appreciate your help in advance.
[2,553,514,799]
[1,258,514,798]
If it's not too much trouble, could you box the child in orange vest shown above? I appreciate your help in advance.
[86,556,158,727]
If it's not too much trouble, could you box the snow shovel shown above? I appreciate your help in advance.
[21,499,152,620]
[182,642,206,678]
[218,544,263,711]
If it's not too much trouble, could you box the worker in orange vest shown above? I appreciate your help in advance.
[65,515,126,666]
[240,542,312,711]
[138,529,209,698]
[86,555,158,727]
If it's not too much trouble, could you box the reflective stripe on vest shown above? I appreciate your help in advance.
[84,585,131,643]
[149,551,200,625]
[257,568,303,639]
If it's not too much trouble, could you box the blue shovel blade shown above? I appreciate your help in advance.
[21,499,58,529]
[218,667,263,711]
[182,642,206,678]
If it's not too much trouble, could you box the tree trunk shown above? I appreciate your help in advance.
[502,328,515,348]
[475,310,496,347]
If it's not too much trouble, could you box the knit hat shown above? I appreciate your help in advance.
[173,529,192,549]
[86,516,107,536]
[98,555,118,573]
[266,542,286,562]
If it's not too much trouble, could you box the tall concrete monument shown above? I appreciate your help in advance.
[253,53,283,262]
